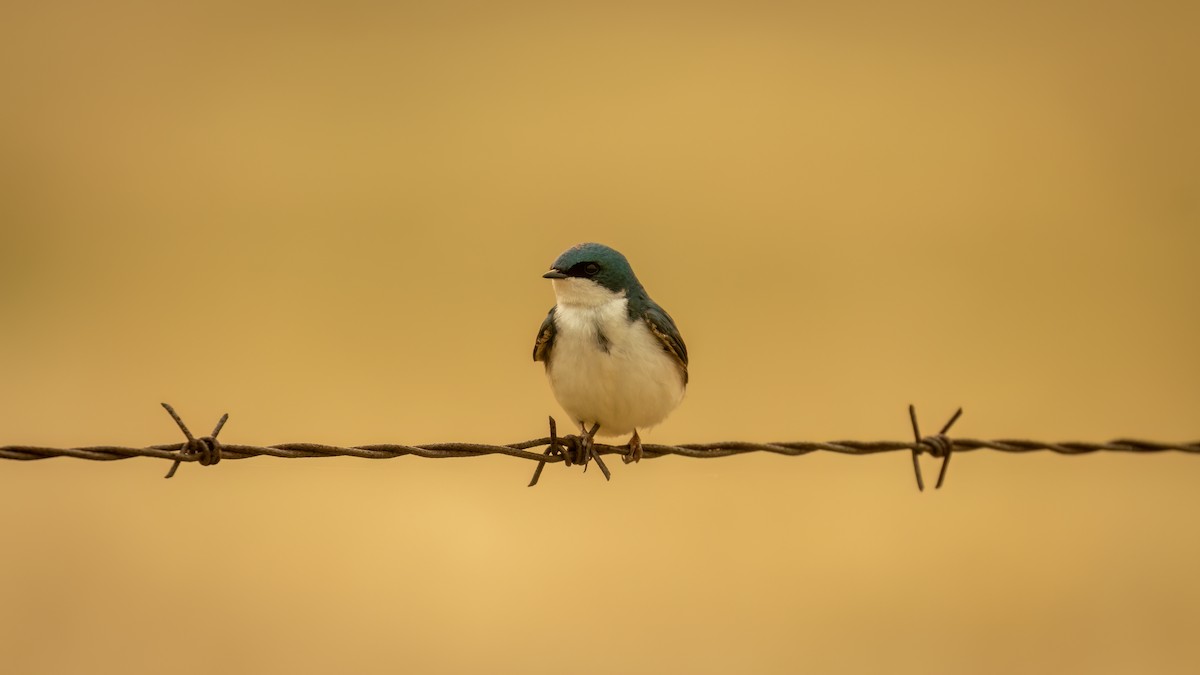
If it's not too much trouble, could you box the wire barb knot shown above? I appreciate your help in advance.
[161,403,229,479]
[186,435,222,466]
[908,405,963,491]
[917,433,954,459]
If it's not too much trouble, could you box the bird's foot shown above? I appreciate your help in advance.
[623,430,643,464]
[572,422,593,466]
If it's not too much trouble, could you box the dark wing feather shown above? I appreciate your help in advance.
[643,304,689,385]
[532,307,557,364]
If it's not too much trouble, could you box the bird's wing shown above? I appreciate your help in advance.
[532,306,557,363]
[643,304,689,385]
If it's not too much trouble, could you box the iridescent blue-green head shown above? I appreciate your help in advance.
[542,242,644,298]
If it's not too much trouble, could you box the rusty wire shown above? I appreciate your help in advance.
[1,403,1197,490]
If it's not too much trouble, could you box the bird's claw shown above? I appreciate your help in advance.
[571,430,593,467]
[623,431,642,464]
[574,423,610,480]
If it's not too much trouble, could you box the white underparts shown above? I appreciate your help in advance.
[546,280,685,437]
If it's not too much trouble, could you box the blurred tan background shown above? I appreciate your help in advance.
[2,1,1198,673]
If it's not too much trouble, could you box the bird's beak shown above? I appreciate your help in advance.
[542,269,568,279]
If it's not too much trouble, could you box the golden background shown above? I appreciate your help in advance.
[2,1,1198,673]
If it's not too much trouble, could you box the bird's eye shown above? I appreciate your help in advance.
[584,263,600,276]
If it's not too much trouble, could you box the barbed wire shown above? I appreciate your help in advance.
[2,404,1197,490]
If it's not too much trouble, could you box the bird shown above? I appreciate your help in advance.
[533,242,688,465]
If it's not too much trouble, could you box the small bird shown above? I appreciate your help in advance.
[533,242,688,464]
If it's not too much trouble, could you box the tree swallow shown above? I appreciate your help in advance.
[533,242,688,464]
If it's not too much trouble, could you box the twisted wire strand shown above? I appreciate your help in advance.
[4,438,1198,463]
[2,404,1197,490]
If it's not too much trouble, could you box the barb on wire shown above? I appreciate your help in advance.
[1,403,1198,490]
[527,418,607,487]
[161,403,228,479]
[908,405,963,491]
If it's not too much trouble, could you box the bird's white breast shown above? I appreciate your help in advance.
[546,289,685,437]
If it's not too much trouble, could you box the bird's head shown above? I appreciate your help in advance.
[543,242,642,308]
